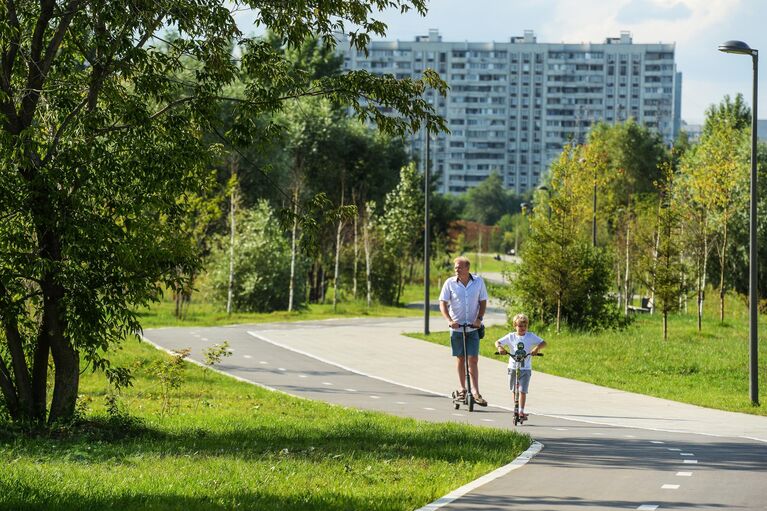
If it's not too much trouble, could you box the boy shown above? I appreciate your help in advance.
[494,313,546,419]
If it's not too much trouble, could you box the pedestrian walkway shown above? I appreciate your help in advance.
[251,317,767,442]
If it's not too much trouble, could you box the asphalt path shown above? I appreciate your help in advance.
[144,318,767,511]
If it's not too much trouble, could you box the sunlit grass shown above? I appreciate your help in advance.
[0,339,531,511]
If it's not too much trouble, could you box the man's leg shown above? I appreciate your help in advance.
[468,355,480,395]
[456,356,466,392]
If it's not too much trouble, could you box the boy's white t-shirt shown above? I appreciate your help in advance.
[497,332,544,370]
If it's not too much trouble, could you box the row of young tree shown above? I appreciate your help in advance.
[511,95,766,339]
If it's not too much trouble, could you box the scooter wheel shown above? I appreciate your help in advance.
[468,395,475,412]
[454,402,460,410]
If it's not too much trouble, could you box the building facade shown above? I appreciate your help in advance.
[338,30,682,194]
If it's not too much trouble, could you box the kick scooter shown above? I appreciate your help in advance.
[452,323,475,412]
[496,342,543,425]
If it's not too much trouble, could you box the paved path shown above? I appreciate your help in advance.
[144,316,767,511]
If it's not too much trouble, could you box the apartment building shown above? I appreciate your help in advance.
[338,30,682,194]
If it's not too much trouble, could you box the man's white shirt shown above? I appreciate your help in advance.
[439,274,488,332]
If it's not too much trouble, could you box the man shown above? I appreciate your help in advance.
[439,256,488,406]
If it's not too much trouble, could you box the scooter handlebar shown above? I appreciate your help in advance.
[493,351,544,356]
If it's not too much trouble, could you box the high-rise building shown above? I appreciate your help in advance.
[338,29,681,194]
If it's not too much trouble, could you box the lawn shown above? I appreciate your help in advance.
[0,339,530,511]
[408,308,767,416]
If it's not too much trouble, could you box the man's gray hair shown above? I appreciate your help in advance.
[453,256,471,268]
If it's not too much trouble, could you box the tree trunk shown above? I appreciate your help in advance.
[288,189,299,312]
[663,310,668,340]
[363,208,372,308]
[333,217,343,312]
[353,210,359,300]
[718,218,727,323]
[556,294,562,334]
[624,222,630,316]
[42,279,79,424]
[226,184,236,315]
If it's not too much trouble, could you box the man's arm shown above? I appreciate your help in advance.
[440,301,458,329]
[472,300,487,328]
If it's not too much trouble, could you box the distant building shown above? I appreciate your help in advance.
[338,30,682,194]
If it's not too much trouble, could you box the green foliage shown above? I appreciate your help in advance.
[149,348,191,416]
[510,146,624,331]
[208,201,306,313]
[462,171,521,225]
[0,0,446,424]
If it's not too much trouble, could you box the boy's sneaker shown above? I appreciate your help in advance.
[473,394,488,406]
[453,389,466,400]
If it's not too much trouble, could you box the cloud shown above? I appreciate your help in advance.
[616,0,692,23]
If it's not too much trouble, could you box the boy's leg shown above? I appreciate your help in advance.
[519,370,532,415]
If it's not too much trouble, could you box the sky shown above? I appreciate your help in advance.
[235,0,767,124]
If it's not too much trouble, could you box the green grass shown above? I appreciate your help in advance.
[0,339,530,511]
[136,297,427,329]
[408,311,767,417]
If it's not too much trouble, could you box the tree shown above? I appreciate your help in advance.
[0,0,445,424]
[510,146,620,332]
[378,163,424,304]
[463,171,518,225]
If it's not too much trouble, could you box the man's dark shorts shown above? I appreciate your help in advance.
[450,329,480,357]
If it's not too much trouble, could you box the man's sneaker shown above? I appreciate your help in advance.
[473,394,488,406]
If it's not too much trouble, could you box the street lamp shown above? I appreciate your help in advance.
[424,127,431,335]
[719,39,759,405]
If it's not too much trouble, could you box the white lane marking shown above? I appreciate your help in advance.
[481,419,494,422]
[680,453,694,456]
[452,413,464,417]
[416,442,544,511]
[369,395,380,399]
[277,368,286,372]
[259,361,268,365]
[676,472,692,476]
[243,355,252,359]
[298,375,307,378]
[322,382,333,386]
[637,506,659,510]
[345,388,357,392]
[201,337,209,341]
[424,407,436,411]
[650,441,665,444]
[624,435,636,438]
[667,448,681,451]
[395,401,407,405]
[554,428,568,431]
[662,484,680,489]
[683,460,698,464]
[592,432,605,436]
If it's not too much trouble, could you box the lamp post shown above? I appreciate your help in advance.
[424,127,431,335]
[719,39,759,405]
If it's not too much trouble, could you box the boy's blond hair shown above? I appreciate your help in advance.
[513,313,529,326]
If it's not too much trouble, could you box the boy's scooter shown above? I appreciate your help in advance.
[496,342,543,425]
[452,323,475,412]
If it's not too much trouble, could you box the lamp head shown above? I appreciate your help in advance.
[719,40,756,56]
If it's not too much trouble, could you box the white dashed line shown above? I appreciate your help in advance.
[650,441,665,444]
[624,435,637,438]
[277,368,286,372]
[676,472,692,477]
[680,453,694,456]
[667,448,681,451]
[683,460,698,464]
[424,407,436,411]
[369,395,380,399]
[345,388,357,392]
[481,419,495,422]
[322,382,333,386]
[298,375,307,378]
[395,401,407,405]
[662,484,680,490]
[554,428,569,431]
[259,361,268,365]
[452,413,464,417]
[201,337,209,341]
[637,505,659,510]
[242,355,252,359]
[592,432,605,436]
